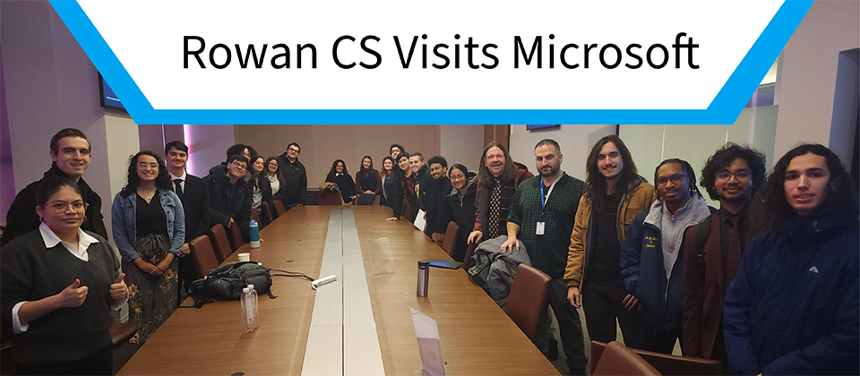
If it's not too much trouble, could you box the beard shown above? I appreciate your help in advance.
[540,164,560,177]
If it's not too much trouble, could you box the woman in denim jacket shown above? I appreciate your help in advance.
[111,151,185,344]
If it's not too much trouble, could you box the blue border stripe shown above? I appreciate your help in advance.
[51,0,812,125]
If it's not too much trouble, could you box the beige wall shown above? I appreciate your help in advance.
[233,125,444,187]
[774,0,859,161]
[509,125,617,182]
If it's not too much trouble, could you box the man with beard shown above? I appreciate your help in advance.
[422,156,453,246]
[620,158,712,354]
[565,135,655,349]
[682,144,765,364]
[468,142,533,245]
[2,128,107,246]
[502,139,587,375]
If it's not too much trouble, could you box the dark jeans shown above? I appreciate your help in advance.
[640,319,682,354]
[15,345,112,375]
[582,282,642,349]
[543,278,588,374]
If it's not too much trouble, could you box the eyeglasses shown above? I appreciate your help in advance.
[231,162,247,170]
[450,174,466,181]
[715,170,751,181]
[137,162,159,169]
[47,201,88,213]
[288,147,300,154]
[656,174,686,186]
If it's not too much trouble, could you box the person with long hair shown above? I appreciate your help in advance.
[1,177,128,375]
[111,151,185,344]
[467,142,533,244]
[386,153,417,221]
[249,156,266,212]
[324,159,356,203]
[723,144,859,376]
[444,164,477,261]
[681,143,766,365]
[620,158,712,354]
[355,155,382,195]
[261,157,287,216]
[380,156,396,207]
[565,135,655,350]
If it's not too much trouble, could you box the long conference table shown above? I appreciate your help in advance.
[117,206,559,376]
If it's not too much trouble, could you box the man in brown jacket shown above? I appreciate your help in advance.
[681,143,765,364]
[565,135,656,349]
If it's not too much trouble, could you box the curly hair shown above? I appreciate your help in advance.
[700,143,767,200]
[654,158,702,200]
[751,144,859,232]
[121,151,172,196]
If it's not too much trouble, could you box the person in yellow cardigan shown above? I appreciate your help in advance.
[564,135,655,349]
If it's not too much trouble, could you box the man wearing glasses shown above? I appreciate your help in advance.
[620,158,712,354]
[2,128,108,246]
[276,142,307,210]
[681,144,766,365]
[206,155,252,242]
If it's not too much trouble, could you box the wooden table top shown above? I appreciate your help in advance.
[118,206,558,376]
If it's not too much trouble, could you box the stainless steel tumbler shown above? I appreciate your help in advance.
[417,261,430,297]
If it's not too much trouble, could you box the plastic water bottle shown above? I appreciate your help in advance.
[241,285,260,333]
[249,220,260,248]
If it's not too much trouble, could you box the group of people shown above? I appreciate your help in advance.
[0,127,857,376]
[374,137,858,376]
[0,129,311,375]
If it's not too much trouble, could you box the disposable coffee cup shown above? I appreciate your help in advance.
[238,253,251,262]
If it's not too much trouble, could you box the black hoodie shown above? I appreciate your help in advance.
[2,164,107,247]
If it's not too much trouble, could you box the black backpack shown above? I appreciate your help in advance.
[187,261,281,307]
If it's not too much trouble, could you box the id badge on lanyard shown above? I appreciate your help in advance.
[538,176,559,236]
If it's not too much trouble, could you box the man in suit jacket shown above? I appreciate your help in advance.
[165,141,211,297]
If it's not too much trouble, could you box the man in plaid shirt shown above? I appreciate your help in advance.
[502,139,587,376]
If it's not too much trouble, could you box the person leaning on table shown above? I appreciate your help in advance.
[1,176,128,376]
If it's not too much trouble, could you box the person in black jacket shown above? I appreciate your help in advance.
[275,142,307,209]
[260,157,287,216]
[1,177,127,375]
[325,159,357,204]
[386,153,413,221]
[410,152,432,210]
[2,128,108,247]
[444,164,477,261]
[164,141,211,298]
[423,156,453,245]
[206,155,252,241]
[355,155,382,195]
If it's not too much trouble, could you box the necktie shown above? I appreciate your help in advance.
[174,178,184,197]
[488,179,501,239]
[725,216,742,283]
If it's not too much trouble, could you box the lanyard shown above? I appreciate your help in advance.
[540,173,562,217]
